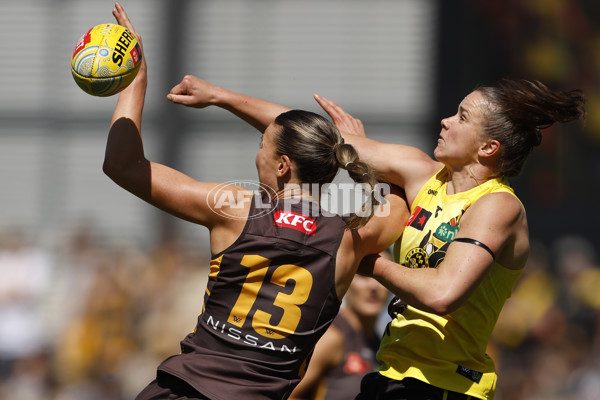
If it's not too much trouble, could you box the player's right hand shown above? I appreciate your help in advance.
[167,75,216,108]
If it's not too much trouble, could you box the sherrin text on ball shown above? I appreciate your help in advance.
[71,23,142,97]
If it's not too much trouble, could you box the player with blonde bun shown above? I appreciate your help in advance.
[102,3,408,400]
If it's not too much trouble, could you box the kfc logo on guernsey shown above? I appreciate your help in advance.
[273,211,316,235]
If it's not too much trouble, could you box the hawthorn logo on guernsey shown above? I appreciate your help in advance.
[273,210,316,235]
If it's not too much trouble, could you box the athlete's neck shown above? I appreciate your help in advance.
[445,164,495,195]
[275,183,319,203]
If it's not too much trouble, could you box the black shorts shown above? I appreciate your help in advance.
[356,372,474,400]
[135,371,211,400]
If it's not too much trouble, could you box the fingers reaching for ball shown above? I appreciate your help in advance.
[111,2,146,85]
[113,2,142,45]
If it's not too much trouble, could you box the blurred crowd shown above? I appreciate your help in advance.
[489,236,600,400]
[0,224,209,400]
[0,222,598,400]
[2,1,599,399]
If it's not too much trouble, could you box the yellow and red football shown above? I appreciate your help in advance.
[71,23,142,97]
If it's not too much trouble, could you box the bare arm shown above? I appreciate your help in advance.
[288,326,344,399]
[354,185,409,256]
[104,4,248,253]
[314,94,441,199]
[334,186,409,299]
[167,75,290,133]
[364,192,528,314]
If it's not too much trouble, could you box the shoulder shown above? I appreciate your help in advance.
[205,186,254,254]
[207,184,254,213]
[460,191,529,268]
[462,192,526,236]
[399,158,444,204]
[469,191,525,224]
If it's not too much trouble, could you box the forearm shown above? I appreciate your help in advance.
[168,75,290,133]
[365,255,456,315]
[104,66,148,178]
[212,85,290,133]
[356,188,408,256]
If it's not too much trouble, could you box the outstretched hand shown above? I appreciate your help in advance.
[314,94,366,137]
[113,2,141,46]
[167,75,217,108]
[112,2,146,81]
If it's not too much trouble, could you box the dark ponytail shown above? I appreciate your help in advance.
[477,79,585,177]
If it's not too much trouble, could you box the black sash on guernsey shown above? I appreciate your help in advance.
[157,195,345,400]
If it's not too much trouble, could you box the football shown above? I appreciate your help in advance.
[71,23,142,97]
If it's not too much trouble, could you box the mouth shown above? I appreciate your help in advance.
[366,296,385,304]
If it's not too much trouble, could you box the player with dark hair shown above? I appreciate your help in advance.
[314,79,586,399]
[106,4,407,400]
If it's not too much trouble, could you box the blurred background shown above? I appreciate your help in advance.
[0,0,599,399]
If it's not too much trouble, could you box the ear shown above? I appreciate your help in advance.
[276,154,292,178]
[479,139,500,158]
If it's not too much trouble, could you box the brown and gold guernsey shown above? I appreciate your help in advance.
[158,195,345,400]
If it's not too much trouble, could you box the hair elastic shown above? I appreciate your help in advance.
[344,161,353,169]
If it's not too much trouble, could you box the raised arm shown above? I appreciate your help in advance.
[314,94,441,199]
[333,185,409,299]
[167,75,290,133]
[104,3,248,253]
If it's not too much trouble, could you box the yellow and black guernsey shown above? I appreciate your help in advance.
[380,168,524,400]
[158,195,345,400]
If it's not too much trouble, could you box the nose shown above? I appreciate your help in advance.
[441,118,450,129]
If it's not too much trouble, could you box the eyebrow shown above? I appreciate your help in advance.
[459,105,470,116]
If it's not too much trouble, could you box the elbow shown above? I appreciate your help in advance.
[102,157,136,185]
[421,292,462,315]
[102,156,151,198]
[102,158,121,181]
